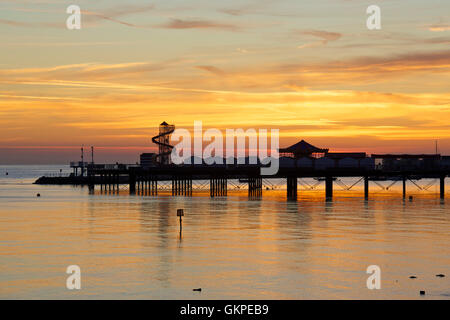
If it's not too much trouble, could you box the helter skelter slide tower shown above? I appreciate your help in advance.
[152,121,175,165]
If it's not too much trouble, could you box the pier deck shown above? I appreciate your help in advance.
[35,165,449,200]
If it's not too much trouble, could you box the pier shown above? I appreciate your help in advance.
[34,122,450,201]
[35,164,449,201]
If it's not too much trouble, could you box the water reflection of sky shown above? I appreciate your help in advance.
[0,166,449,299]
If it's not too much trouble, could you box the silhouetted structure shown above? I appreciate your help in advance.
[371,154,441,170]
[140,153,157,168]
[47,127,450,202]
[280,140,328,159]
[151,121,175,165]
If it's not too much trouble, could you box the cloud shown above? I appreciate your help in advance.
[301,30,342,42]
[195,66,227,77]
[158,18,240,31]
[0,61,176,84]
[0,4,156,29]
[427,23,450,32]
[423,36,450,44]
[0,4,240,31]
[81,4,156,28]
[0,18,30,27]
[296,30,342,49]
[271,49,450,85]
[218,0,299,18]
[1,49,450,98]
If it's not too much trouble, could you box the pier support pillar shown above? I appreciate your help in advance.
[402,176,407,200]
[173,177,193,196]
[210,178,227,197]
[248,177,262,198]
[137,176,140,194]
[364,176,369,200]
[440,176,445,199]
[151,179,158,196]
[88,173,94,194]
[325,177,333,201]
[129,171,136,195]
[287,177,297,200]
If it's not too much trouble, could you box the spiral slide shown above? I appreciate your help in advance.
[151,122,175,164]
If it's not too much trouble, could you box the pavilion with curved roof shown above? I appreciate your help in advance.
[279,140,329,159]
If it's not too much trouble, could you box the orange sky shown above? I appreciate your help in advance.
[0,0,449,163]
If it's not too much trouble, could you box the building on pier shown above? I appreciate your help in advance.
[371,154,441,170]
[279,140,328,159]
[140,153,158,168]
[442,156,450,169]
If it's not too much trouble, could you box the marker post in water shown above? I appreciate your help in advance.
[177,209,184,232]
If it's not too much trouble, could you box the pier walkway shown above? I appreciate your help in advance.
[50,165,450,200]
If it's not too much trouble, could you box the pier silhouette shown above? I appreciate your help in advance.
[34,122,449,201]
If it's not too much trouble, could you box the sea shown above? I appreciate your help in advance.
[0,165,448,299]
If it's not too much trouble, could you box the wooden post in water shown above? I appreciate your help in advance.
[441,176,445,199]
[177,209,184,233]
[325,176,333,201]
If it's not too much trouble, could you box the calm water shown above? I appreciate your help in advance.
[0,165,448,299]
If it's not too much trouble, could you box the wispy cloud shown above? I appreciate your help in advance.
[0,61,177,84]
[297,30,342,49]
[427,22,450,32]
[158,18,240,31]
[195,66,227,76]
[81,4,156,28]
[1,49,449,93]
[0,5,156,29]
[0,18,33,27]
[273,50,450,81]
[219,0,298,18]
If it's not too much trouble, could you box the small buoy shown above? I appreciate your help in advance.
[36,193,41,197]
[436,274,445,278]
[409,276,417,279]
[193,288,202,292]
[420,290,426,295]
[5,172,8,176]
